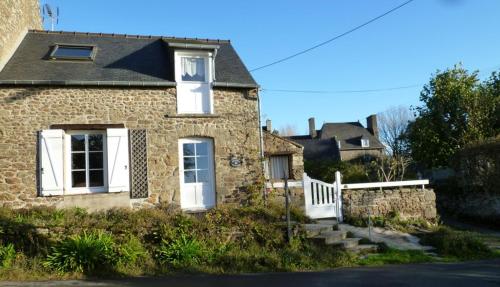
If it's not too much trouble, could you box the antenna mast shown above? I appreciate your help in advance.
[42,4,59,31]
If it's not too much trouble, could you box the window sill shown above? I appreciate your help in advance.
[165,114,220,119]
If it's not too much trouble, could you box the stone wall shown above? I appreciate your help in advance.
[0,0,42,71]
[263,131,304,180]
[342,188,437,220]
[0,86,262,209]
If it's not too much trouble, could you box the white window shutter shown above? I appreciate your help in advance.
[107,128,130,193]
[39,129,64,196]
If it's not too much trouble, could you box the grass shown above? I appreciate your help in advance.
[419,226,498,260]
[0,205,497,281]
[0,204,356,280]
[357,249,435,266]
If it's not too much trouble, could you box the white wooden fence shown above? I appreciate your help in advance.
[267,171,429,222]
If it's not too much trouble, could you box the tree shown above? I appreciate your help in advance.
[377,106,413,156]
[407,64,499,168]
[278,124,298,136]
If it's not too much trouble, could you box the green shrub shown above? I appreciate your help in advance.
[156,234,205,268]
[44,231,117,273]
[116,235,147,266]
[304,160,370,183]
[420,227,494,259]
[0,244,16,268]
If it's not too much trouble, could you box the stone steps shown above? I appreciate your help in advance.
[302,220,378,254]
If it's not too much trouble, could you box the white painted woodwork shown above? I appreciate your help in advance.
[178,138,215,210]
[175,51,214,114]
[106,128,130,193]
[39,129,65,196]
[341,180,429,190]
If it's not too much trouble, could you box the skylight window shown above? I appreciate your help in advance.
[50,44,96,60]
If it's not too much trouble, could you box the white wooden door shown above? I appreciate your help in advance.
[178,138,215,210]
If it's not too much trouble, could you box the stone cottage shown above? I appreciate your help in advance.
[0,0,270,211]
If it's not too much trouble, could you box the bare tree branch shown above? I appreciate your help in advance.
[377,106,414,156]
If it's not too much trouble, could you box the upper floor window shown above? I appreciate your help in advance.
[361,138,370,148]
[181,57,206,82]
[175,51,213,114]
[50,44,96,61]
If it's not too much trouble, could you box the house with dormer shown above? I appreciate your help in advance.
[0,0,267,211]
[289,116,384,162]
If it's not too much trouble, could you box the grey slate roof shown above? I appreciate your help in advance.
[0,30,258,88]
[319,122,384,150]
[288,122,384,161]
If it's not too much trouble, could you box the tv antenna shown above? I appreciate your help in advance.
[42,4,59,31]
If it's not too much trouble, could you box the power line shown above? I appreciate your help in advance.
[250,0,416,73]
[261,84,421,95]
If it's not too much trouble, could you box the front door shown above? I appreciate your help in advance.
[178,138,215,210]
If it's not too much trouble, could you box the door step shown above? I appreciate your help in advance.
[304,223,336,238]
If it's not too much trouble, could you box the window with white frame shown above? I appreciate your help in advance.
[361,138,370,148]
[38,128,130,196]
[66,131,107,192]
[175,51,213,114]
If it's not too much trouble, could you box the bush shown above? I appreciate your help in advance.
[0,244,16,268]
[304,160,369,183]
[420,227,494,259]
[44,231,118,273]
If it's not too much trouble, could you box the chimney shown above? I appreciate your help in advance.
[265,119,272,132]
[308,117,317,138]
[366,114,379,139]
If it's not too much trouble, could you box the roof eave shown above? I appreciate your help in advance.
[0,80,177,87]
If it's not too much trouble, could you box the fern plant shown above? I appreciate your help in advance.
[44,231,117,273]
[0,243,16,268]
[156,234,204,268]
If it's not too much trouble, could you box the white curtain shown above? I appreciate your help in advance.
[182,57,205,81]
[270,156,290,180]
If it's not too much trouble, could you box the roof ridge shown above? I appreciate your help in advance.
[28,29,231,43]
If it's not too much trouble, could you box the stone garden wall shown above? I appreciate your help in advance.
[342,188,437,220]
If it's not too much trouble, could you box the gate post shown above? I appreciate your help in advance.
[334,171,343,222]
[303,173,312,216]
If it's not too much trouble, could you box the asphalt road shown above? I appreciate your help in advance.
[2,259,499,287]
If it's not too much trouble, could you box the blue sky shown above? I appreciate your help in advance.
[42,0,500,134]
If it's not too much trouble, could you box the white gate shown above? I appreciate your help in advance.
[303,172,343,220]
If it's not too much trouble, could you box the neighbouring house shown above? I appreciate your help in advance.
[0,0,273,211]
[288,116,384,162]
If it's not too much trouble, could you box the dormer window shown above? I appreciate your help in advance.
[181,57,206,82]
[175,51,213,114]
[361,138,370,148]
[50,44,96,61]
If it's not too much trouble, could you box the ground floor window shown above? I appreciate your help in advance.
[268,155,291,180]
[39,128,131,196]
[65,131,107,193]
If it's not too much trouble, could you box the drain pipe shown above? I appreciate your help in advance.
[257,88,265,169]
[257,88,267,201]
